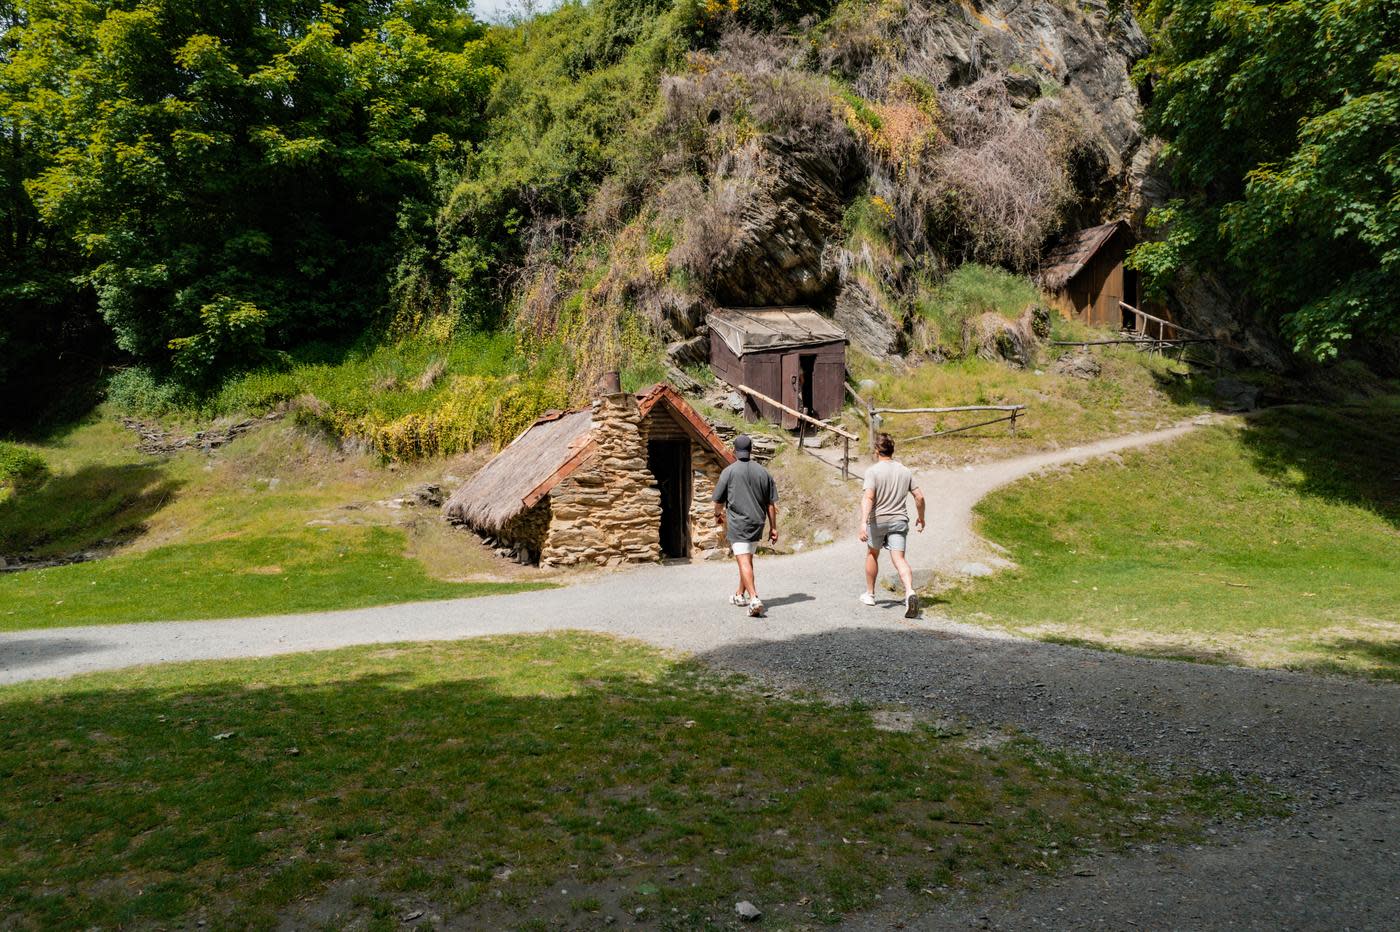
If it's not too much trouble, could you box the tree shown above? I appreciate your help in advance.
[1132,0,1399,359]
[2,0,106,427]
[2,0,501,383]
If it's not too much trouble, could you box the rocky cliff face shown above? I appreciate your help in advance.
[705,134,861,308]
[523,1,1165,374]
[679,0,1154,357]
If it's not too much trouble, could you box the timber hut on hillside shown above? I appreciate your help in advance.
[707,307,848,428]
[1041,220,1144,329]
[443,383,733,568]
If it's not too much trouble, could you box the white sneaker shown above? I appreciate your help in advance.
[859,592,877,606]
[747,599,766,618]
[904,593,921,619]
[729,593,750,607]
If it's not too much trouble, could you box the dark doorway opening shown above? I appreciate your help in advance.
[648,440,692,558]
[799,354,816,414]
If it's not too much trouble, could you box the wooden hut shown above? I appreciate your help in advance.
[707,307,848,428]
[1040,220,1141,329]
[443,384,734,568]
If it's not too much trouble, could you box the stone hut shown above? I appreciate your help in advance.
[443,384,734,568]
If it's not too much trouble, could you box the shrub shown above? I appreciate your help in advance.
[0,442,48,494]
[106,367,190,419]
[915,263,1040,346]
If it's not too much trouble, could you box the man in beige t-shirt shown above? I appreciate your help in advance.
[859,432,926,617]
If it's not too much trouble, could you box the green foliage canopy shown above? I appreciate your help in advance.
[2,0,501,383]
[1132,0,1400,359]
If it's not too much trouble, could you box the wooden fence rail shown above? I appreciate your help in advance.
[1120,301,1209,340]
[874,403,1028,442]
[1051,338,1217,347]
[731,382,856,479]
[874,404,1026,414]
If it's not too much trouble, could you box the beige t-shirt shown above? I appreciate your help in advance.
[863,459,917,524]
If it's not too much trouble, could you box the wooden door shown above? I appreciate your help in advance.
[780,353,801,429]
[814,355,845,419]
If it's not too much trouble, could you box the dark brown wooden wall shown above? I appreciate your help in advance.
[708,331,847,427]
[1047,232,1138,328]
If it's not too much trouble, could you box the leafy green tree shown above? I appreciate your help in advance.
[2,0,501,383]
[425,0,700,325]
[2,0,107,428]
[1132,0,1399,359]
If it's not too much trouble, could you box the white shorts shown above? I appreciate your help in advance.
[730,540,760,555]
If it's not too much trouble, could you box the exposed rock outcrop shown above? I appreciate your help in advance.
[704,134,860,308]
[833,276,903,358]
[1054,350,1102,380]
[961,305,1051,369]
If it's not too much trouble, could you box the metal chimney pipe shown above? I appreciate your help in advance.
[596,370,622,395]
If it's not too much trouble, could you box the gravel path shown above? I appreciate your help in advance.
[4,417,1397,928]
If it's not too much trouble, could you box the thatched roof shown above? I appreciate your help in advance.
[1040,221,1127,291]
[443,384,733,532]
[709,307,847,356]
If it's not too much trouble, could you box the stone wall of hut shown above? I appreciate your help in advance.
[538,392,727,567]
[639,402,726,557]
[540,393,663,567]
[496,498,550,562]
[689,447,725,555]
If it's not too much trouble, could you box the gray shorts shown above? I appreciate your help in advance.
[868,519,909,552]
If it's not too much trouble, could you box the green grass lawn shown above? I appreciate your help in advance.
[0,633,1269,930]
[0,415,545,630]
[847,345,1210,468]
[0,526,539,630]
[944,399,1400,680]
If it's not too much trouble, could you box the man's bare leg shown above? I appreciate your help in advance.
[865,548,880,596]
[890,549,915,597]
[736,553,758,603]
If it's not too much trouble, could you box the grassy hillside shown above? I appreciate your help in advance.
[0,415,547,630]
[943,398,1400,681]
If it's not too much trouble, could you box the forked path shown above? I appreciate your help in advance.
[3,419,1398,928]
[0,419,1210,684]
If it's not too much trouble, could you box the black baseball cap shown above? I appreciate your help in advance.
[734,435,752,460]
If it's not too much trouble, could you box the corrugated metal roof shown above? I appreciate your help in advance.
[1040,221,1127,291]
[709,307,847,357]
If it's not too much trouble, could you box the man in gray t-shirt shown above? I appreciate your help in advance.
[712,435,778,618]
[859,432,926,618]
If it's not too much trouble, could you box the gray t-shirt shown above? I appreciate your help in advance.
[712,459,778,543]
[863,459,917,524]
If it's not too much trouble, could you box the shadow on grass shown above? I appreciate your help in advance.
[1290,637,1400,684]
[0,636,1248,930]
[1237,402,1400,529]
[1035,634,1246,668]
[0,462,182,558]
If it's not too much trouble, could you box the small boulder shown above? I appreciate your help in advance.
[1054,351,1102,380]
[666,331,709,368]
[1213,376,1260,412]
[962,312,1035,368]
[735,900,762,921]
